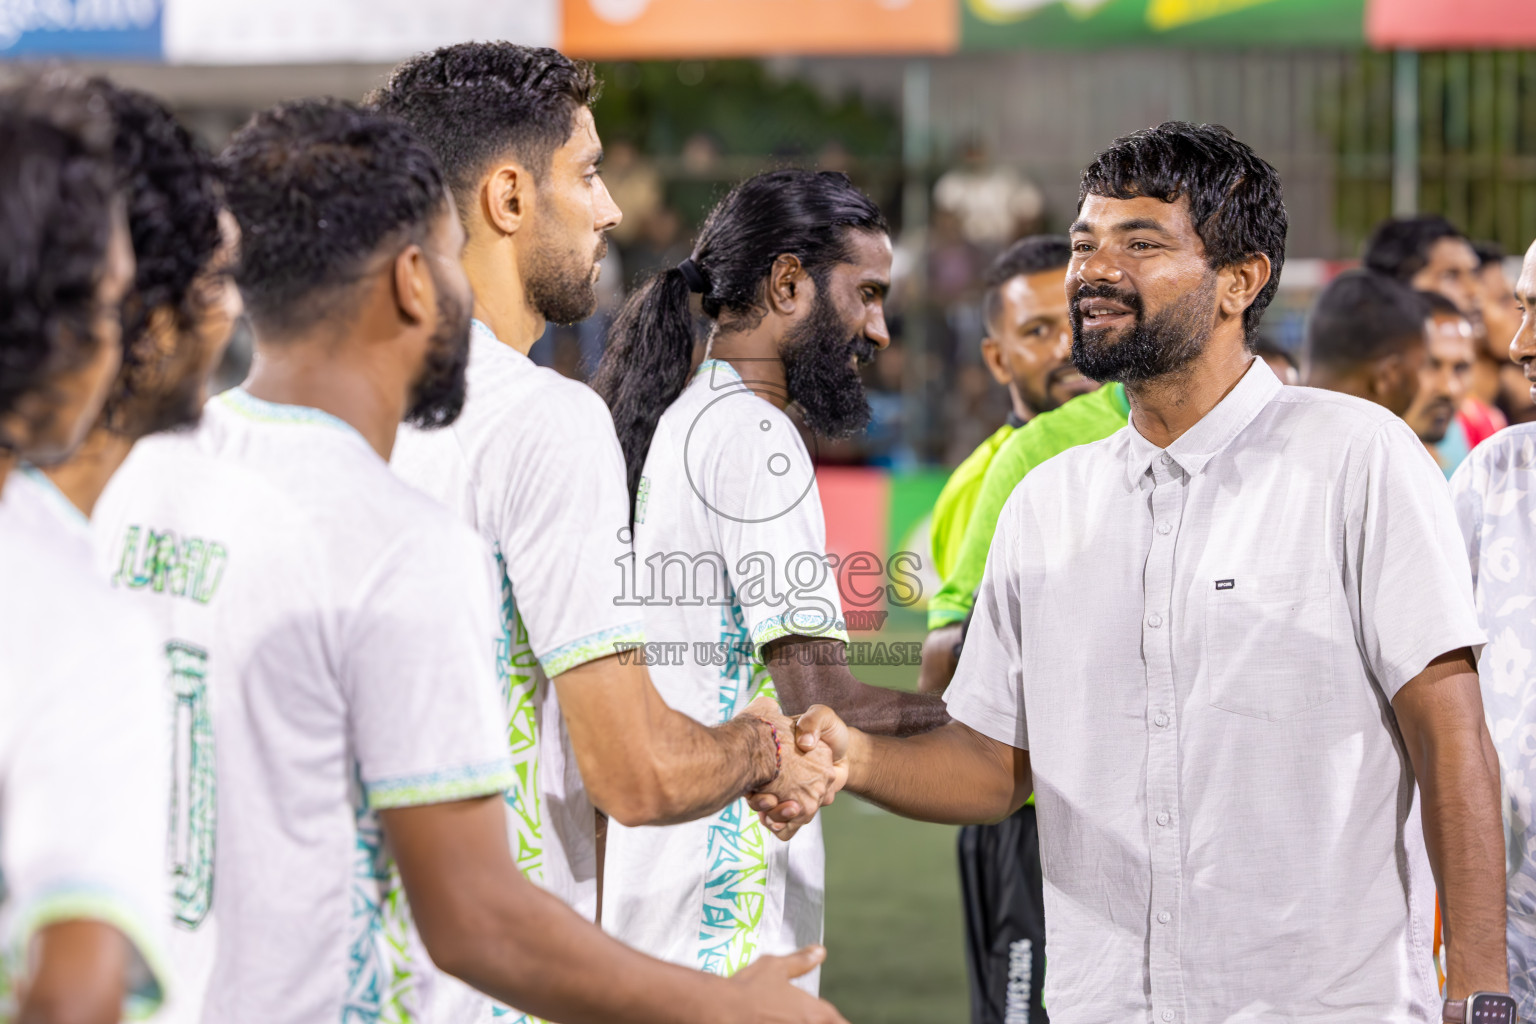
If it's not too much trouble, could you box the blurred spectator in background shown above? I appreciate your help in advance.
[601,139,663,250]
[1404,291,1478,477]
[1301,269,1428,416]
[1366,215,1508,462]
[1254,336,1299,384]
[932,141,1045,249]
[1450,236,1536,1021]
[1475,240,1536,426]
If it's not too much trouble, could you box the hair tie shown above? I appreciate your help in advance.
[676,257,707,295]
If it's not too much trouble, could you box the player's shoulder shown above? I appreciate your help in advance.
[1269,382,1401,434]
[1452,422,1536,496]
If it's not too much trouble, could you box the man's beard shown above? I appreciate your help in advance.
[1070,274,1217,384]
[526,219,604,326]
[782,290,875,439]
[404,272,473,429]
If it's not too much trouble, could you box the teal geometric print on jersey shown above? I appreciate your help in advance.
[487,548,548,1024]
[344,770,419,1024]
[113,525,228,604]
[493,547,545,884]
[165,641,215,928]
[698,588,774,978]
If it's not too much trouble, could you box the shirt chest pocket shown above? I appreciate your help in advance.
[1204,570,1337,720]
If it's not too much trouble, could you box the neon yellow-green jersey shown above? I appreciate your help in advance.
[929,420,1020,583]
[927,382,1130,631]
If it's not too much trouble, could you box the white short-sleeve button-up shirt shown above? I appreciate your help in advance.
[947,358,1484,1024]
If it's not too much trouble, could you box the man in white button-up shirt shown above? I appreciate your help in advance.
[773,123,1511,1023]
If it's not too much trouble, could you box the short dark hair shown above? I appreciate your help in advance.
[95,82,223,413]
[982,235,1071,329]
[1472,239,1506,269]
[0,73,119,425]
[219,98,449,337]
[368,43,597,217]
[1078,121,1287,348]
[1362,215,1467,282]
[1304,270,1429,370]
[1418,288,1467,320]
[593,169,887,510]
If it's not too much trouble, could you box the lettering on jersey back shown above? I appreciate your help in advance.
[113,525,228,603]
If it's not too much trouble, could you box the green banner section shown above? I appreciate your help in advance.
[962,0,1366,50]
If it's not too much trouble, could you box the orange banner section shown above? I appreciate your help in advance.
[563,0,958,59]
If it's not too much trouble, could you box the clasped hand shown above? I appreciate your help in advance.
[740,699,851,840]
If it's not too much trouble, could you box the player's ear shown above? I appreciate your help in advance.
[767,253,807,317]
[481,163,529,238]
[391,244,431,327]
[980,335,1011,387]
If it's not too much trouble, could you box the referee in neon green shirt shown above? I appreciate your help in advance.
[921,236,1128,1024]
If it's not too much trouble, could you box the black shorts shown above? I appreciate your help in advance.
[958,803,1047,1024]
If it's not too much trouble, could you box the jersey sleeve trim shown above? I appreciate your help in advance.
[749,610,851,655]
[364,758,517,810]
[7,885,171,1020]
[537,621,646,678]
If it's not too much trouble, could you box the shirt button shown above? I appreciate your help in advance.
[1154,712,1170,728]
[1162,1012,1175,1022]
[1160,453,1173,466]
[1147,613,1163,628]
[1157,811,1170,826]
[1157,911,1171,924]
[1157,521,1172,535]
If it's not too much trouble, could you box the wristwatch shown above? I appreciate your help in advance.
[1442,992,1519,1023]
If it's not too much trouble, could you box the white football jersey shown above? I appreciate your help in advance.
[601,360,847,994]
[0,468,170,1020]
[392,320,644,1023]
[95,390,515,1024]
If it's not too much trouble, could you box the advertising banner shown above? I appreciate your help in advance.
[1,0,164,60]
[962,0,1365,50]
[1366,0,1536,49]
[562,0,959,59]
[161,0,555,64]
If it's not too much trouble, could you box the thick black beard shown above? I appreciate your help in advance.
[781,291,874,439]
[1070,275,1217,384]
[404,276,472,429]
[526,225,604,327]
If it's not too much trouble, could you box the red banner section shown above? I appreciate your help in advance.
[1366,0,1536,49]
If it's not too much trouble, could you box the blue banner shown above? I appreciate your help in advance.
[1,0,164,60]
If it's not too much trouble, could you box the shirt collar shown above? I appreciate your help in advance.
[1122,357,1282,488]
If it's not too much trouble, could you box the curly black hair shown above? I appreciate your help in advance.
[218,98,449,337]
[0,72,119,426]
[368,42,597,217]
[93,80,224,432]
[1079,122,1288,348]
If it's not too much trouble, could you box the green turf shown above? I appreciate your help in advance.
[819,630,968,1023]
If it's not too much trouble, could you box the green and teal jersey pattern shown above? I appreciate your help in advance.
[930,421,1018,583]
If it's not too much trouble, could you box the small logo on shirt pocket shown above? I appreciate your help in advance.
[1215,579,1235,591]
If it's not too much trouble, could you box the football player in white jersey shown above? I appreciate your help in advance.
[45,81,242,518]
[591,169,947,989]
[0,74,172,1024]
[95,98,845,1024]
[372,45,842,1018]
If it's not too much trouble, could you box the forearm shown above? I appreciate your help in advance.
[558,657,779,827]
[845,722,1027,824]
[636,712,779,825]
[766,639,949,736]
[448,876,743,1024]
[1420,726,1509,997]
